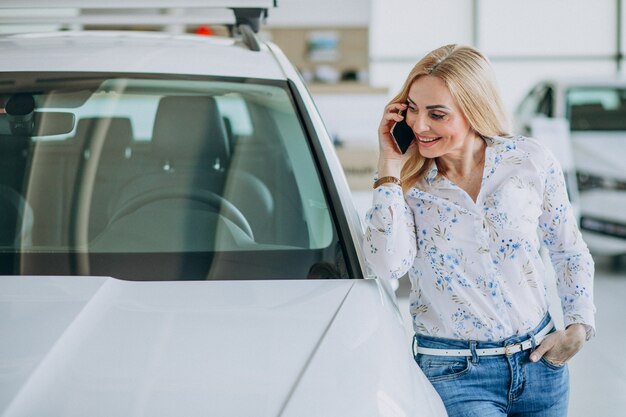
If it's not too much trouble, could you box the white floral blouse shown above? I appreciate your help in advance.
[364,135,595,342]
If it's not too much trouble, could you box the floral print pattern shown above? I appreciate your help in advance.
[364,136,595,342]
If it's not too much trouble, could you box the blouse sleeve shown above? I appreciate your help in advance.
[363,184,417,280]
[538,149,596,338]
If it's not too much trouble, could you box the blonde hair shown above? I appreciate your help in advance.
[391,44,511,191]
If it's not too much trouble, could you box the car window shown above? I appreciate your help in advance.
[516,86,541,122]
[536,87,553,118]
[515,84,553,134]
[0,73,349,280]
[567,87,626,131]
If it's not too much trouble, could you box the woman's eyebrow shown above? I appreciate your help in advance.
[406,97,451,111]
[426,104,451,111]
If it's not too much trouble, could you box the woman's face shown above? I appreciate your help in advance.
[404,75,476,159]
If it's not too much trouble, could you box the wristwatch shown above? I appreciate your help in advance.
[373,176,402,188]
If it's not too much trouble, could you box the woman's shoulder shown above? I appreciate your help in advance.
[489,133,537,145]
[490,135,560,175]
[489,134,549,155]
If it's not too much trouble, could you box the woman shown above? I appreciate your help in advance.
[364,44,595,417]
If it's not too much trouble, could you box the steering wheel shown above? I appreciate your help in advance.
[107,187,254,240]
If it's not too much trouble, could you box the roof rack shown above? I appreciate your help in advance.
[0,0,277,51]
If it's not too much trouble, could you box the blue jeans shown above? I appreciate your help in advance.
[413,314,569,417]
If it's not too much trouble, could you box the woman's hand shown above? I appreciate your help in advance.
[377,102,416,177]
[530,324,587,365]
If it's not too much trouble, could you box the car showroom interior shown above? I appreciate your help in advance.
[1,1,624,416]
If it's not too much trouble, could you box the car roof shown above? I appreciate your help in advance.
[0,30,286,79]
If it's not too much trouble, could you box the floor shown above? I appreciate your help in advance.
[351,190,626,417]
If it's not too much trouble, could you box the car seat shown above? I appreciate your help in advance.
[106,95,273,243]
[71,117,135,239]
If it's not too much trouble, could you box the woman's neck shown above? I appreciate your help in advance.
[436,135,486,178]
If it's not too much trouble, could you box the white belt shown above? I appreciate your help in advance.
[415,320,554,357]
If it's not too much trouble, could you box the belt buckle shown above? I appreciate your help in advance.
[504,342,520,356]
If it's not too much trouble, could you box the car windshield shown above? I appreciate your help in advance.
[0,73,350,280]
[567,86,626,131]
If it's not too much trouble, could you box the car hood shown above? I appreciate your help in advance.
[0,276,445,417]
[571,131,626,180]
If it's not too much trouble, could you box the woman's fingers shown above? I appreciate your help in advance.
[530,333,557,362]
[378,102,411,160]
[383,112,404,123]
[381,103,407,123]
[384,106,406,121]
[379,103,407,137]
[530,328,585,364]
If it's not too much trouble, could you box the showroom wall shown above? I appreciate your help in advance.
[370,0,622,126]
[265,0,626,190]
[267,0,381,146]
[267,0,626,146]
[268,0,370,26]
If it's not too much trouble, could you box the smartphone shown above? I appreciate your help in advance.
[391,110,414,154]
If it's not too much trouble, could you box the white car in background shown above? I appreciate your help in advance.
[0,1,446,416]
[515,78,626,264]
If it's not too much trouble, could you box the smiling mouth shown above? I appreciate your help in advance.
[417,136,442,143]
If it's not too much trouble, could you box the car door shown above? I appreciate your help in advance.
[515,82,554,134]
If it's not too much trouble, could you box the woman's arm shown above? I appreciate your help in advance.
[364,182,417,280]
[531,147,596,364]
[363,102,418,279]
[538,149,596,337]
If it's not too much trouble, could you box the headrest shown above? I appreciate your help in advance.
[152,96,230,169]
[74,117,133,158]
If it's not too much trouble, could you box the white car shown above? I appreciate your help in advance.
[0,2,446,416]
[515,78,626,262]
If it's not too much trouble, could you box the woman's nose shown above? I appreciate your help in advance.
[408,113,429,133]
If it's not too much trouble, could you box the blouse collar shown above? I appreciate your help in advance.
[423,135,499,188]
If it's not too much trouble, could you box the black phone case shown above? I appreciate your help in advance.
[391,115,414,154]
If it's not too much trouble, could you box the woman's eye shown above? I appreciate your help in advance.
[431,113,445,120]
[407,106,418,113]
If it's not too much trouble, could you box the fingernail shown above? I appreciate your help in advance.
[530,354,538,362]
